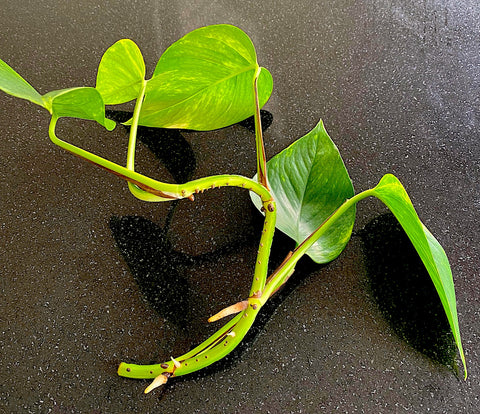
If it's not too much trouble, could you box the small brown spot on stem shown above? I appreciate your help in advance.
[160,363,168,369]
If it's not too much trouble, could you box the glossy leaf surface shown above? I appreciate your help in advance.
[252,120,355,263]
[43,87,116,130]
[96,39,146,105]
[137,24,273,130]
[370,173,466,376]
[0,58,44,106]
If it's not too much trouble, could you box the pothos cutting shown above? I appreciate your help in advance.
[0,24,467,393]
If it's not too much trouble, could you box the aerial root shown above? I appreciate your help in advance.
[171,356,181,368]
[144,373,169,394]
[208,300,249,323]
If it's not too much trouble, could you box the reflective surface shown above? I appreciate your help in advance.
[1,1,479,412]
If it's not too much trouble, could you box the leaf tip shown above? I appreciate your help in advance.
[104,118,116,131]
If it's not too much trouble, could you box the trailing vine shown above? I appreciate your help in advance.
[0,24,466,394]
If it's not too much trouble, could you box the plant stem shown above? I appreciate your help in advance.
[48,117,272,201]
[253,67,268,189]
[125,80,154,201]
[262,189,375,300]
[118,191,375,385]
[249,200,276,296]
[48,108,277,386]
[126,81,146,171]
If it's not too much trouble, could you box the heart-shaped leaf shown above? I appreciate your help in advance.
[96,39,146,105]
[43,87,115,130]
[136,24,273,130]
[251,120,355,263]
[0,58,44,106]
[370,173,466,377]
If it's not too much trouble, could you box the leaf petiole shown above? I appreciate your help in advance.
[253,67,268,189]
[125,79,155,201]
[262,190,371,300]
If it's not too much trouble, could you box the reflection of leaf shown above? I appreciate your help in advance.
[361,213,456,367]
[136,24,273,130]
[251,120,355,263]
[96,39,146,105]
[368,174,466,377]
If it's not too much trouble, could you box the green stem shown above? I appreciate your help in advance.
[248,66,275,295]
[253,67,268,189]
[119,295,264,391]
[262,189,374,300]
[250,201,276,296]
[125,80,153,201]
[48,116,272,202]
[127,80,146,170]
[48,105,277,387]
[49,116,181,200]
[118,312,244,379]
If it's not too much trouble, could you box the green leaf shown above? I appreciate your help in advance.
[370,173,466,377]
[136,24,273,130]
[96,39,146,105]
[0,58,44,106]
[252,120,355,263]
[0,60,114,130]
[43,87,115,130]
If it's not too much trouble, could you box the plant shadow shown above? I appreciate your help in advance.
[359,213,456,370]
[106,107,331,381]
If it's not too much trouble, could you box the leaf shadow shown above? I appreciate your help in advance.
[109,214,197,328]
[359,213,456,369]
[105,108,273,183]
[105,109,196,184]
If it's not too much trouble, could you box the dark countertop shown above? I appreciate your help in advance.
[1,1,479,412]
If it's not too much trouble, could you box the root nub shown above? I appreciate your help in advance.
[144,373,169,394]
[208,300,249,322]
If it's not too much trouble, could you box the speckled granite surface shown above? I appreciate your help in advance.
[1,1,479,412]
